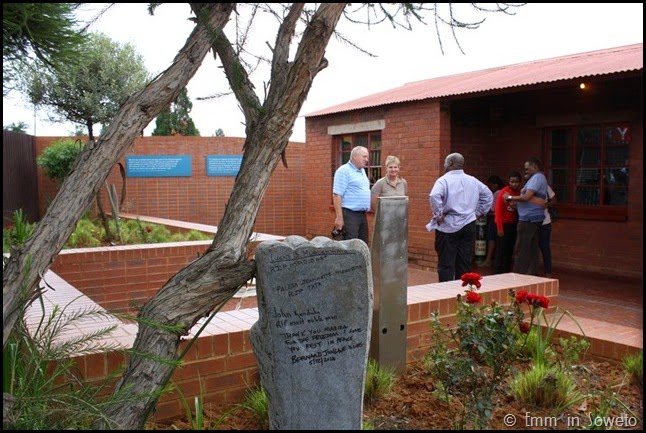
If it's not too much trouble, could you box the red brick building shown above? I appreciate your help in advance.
[303,43,643,279]
[22,44,642,279]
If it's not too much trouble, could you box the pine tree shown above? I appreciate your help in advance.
[151,88,200,136]
[3,3,87,96]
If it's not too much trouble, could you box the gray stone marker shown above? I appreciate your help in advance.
[250,235,373,430]
[370,196,408,375]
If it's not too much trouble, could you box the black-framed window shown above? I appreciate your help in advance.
[545,122,630,220]
[334,132,382,186]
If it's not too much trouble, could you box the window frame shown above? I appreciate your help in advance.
[333,132,382,187]
[544,122,630,221]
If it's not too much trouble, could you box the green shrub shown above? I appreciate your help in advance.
[36,138,84,182]
[425,281,526,429]
[170,232,186,242]
[558,335,590,369]
[510,363,584,410]
[65,217,102,248]
[521,326,556,364]
[12,209,34,244]
[3,297,129,429]
[148,224,173,243]
[3,209,36,253]
[186,229,212,242]
[7,214,211,252]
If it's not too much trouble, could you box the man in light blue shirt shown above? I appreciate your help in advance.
[427,153,493,282]
[333,146,371,244]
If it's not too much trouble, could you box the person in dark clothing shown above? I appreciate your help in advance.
[482,175,505,268]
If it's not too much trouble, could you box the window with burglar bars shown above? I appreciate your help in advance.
[333,132,382,187]
[545,122,630,220]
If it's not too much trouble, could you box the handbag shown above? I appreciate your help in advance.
[548,206,559,222]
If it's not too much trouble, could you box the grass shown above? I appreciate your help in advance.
[239,386,270,430]
[622,351,643,388]
[364,358,396,404]
[214,359,395,430]
[171,376,209,430]
[510,363,585,411]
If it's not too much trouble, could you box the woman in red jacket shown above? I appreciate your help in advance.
[494,171,522,273]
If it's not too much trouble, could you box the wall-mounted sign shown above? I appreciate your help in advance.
[126,155,192,177]
[207,155,243,176]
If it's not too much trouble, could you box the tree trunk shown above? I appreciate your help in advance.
[3,2,236,347]
[98,4,346,428]
[4,2,347,430]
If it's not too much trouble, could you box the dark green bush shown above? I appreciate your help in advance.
[37,138,84,182]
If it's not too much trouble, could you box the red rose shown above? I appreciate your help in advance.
[515,290,528,304]
[526,293,549,309]
[519,322,531,334]
[465,291,482,304]
[536,295,550,309]
[461,272,482,289]
[526,293,538,305]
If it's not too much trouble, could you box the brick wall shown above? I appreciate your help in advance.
[304,101,452,270]
[35,136,307,237]
[58,264,574,422]
[72,319,260,422]
[51,242,212,314]
[47,243,638,421]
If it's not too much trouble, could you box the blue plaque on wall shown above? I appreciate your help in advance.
[207,155,243,176]
[126,155,192,177]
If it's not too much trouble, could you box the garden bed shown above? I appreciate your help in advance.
[150,355,643,430]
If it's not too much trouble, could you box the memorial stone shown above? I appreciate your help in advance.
[250,235,373,430]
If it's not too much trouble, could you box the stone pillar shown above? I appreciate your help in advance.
[369,196,408,374]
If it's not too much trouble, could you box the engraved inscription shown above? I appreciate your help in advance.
[263,250,367,366]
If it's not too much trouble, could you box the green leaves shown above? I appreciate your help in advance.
[426,288,526,429]
[36,138,84,182]
[3,3,88,95]
[17,32,151,137]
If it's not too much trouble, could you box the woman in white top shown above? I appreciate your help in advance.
[539,185,556,277]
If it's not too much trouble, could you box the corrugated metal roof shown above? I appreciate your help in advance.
[305,43,643,118]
